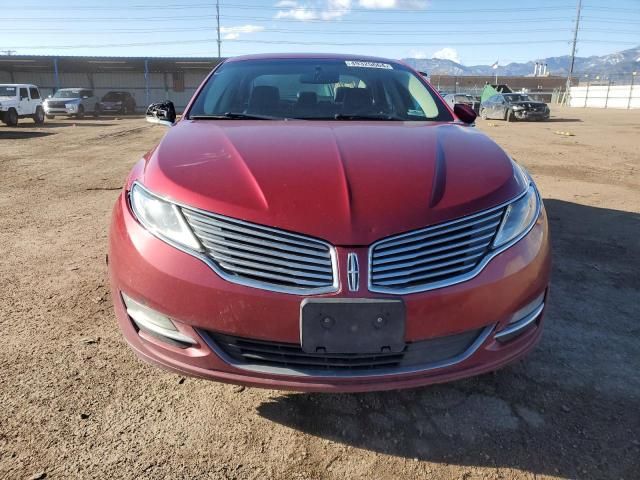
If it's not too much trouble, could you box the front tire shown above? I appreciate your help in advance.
[4,108,18,126]
[505,108,513,122]
[77,105,85,119]
[93,104,100,118]
[33,106,45,125]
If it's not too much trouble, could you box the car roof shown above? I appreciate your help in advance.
[0,84,39,88]
[224,52,408,66]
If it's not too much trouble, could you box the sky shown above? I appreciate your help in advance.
[1,0,639,66]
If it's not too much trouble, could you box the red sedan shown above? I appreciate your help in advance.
[108,54,551,392]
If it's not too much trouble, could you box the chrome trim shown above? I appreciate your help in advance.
[347,252,359,292]
[199,325,495,378]
[129,181,339,295]
[495,302,544,341]
[368,185,541,295]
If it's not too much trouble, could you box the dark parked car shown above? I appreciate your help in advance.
[480,93,549,121]
[99,91,136,115]
[443,94,480,113]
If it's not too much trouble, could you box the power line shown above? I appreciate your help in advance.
[1,26,637,36]
[7,38,638,50]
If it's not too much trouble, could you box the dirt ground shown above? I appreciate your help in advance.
[1,106,639,480]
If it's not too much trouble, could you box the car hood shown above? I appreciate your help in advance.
[47,97,81,102]
[138,120,526,245]
[510,101,547,108]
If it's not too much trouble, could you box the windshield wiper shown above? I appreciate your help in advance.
[190,112,284,120]
[333,113,404,121]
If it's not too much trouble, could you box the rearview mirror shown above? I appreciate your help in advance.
[454,103,477,125]
[146,101,176,127]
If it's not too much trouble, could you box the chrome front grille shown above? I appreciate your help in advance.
[201,327,488,377]
[369,206,506,294]
[181,208,337,294]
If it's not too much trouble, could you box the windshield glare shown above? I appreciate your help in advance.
[53,89,82,99]
[504,94,530,102]
[189,59,452,121]
[0,86,17,97]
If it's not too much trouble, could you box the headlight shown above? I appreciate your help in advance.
[65,103,78,111]
[512,105,524,111]
[129,183,201,251]
[493,184,540,248]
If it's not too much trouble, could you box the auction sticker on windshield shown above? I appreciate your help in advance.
[345,61,393,69]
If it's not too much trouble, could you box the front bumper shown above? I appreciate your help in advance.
[44,104,78,115]
[109,192,551,392]
[514,109,550,120]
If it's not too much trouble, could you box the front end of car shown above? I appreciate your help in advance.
[44,98,82,115]
[511,102,550,120]
[100,101,123,112]
[109,162,550,392]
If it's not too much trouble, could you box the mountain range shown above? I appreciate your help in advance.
[402,46,640,77]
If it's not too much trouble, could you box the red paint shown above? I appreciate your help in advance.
[109,54,551,392]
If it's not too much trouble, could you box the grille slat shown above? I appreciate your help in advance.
[373,220,501,259]
[372,251,485,281]
[370,206,506,293]
[373,243,488,272]
[189,223,330,258]
[183,211,328,251]
[203,328,486,376]
[373,231,496,266]
[211,253,333,280]
[207,248,333,274]
[374,211,503,251]
[181,207,336,293]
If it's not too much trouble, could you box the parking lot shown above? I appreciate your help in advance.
[1,107,639,479]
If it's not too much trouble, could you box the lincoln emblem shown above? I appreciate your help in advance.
[347,253,359,292]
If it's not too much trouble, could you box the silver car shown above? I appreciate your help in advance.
[43,88,100,119]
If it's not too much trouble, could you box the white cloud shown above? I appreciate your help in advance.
[408,49,428,59]
[220,25,265,40]
[275,7,319,20]
[274,0,425,22]
[432,47,461,64]
[358,0,428,9]
[275,0,352,21]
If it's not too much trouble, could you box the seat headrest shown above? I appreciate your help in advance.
[342,88,373,111]
[248,85,280,112]
[334,87,351,103]
[297,91,317,107]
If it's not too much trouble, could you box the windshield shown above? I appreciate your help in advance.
[504,94,531,102]
[188,59,453,121]
[53,89,82,99]
[103,92,123,101]
[0,86,17,97]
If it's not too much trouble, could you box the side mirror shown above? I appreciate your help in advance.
[146,101,176,127]
[454,103,477,125]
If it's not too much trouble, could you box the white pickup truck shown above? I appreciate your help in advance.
[0,84,45,126]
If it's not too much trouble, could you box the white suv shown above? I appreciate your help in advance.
[43,88,100,119]
[0,84,45,126]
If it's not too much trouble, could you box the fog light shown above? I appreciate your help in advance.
[121,292,197,347]
[495,292,545,342]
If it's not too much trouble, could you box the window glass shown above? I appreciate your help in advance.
[29,87,40,99]
[20,88,29,99]
[189,59,452,121]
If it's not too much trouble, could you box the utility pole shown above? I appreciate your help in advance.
[565,0,582,105]
[216,0,221,58]
[1,50,16,56]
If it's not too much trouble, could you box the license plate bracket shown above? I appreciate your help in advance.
[300,298,405,354]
